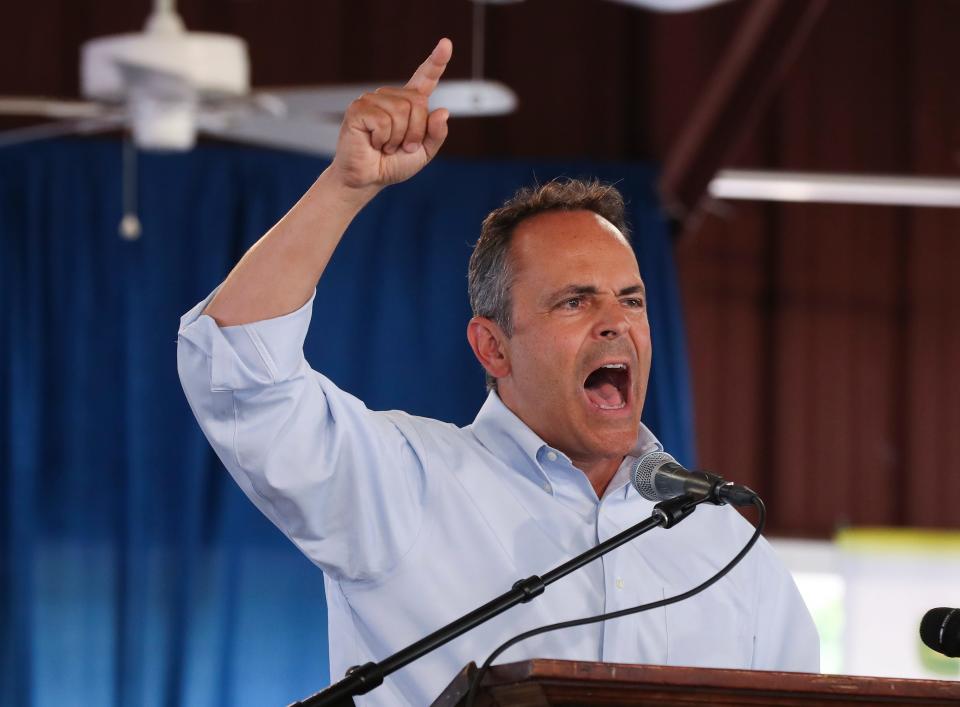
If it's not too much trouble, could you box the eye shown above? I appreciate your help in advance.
[622,297,645,309]
[560,297,583,309]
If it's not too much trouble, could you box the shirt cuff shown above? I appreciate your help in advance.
[177,289,316,391]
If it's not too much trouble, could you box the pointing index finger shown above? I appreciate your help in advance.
[404,38,453,97]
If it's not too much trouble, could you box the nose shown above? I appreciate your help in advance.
[593,298,630,340]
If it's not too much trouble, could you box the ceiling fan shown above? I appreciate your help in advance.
[0,0,735,155]
[0,0,518,156]
[0,0,732,237]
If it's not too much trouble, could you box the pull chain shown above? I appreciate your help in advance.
[119,132,142,241]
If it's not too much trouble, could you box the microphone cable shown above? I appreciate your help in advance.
[465,495,766,707]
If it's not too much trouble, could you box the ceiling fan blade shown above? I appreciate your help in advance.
[0,115,125,148]
[197,112,341,156]
[0,97,112,120]
[252,79,518,119]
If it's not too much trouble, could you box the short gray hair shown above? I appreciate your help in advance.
[467,178,630,389]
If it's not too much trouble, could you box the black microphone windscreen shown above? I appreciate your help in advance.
[920,607,960,658]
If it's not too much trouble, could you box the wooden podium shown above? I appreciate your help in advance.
[431,659,960,706]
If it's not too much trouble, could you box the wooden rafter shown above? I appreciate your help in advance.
[659,0,828,232]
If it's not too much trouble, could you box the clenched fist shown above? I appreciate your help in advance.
[329,39,452,191]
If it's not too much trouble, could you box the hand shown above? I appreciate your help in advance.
[329,39,452,191]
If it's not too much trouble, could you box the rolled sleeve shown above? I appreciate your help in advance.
[177,291,314,392]
[176,290,426,583]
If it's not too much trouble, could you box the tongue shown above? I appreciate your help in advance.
[585,381,624,408]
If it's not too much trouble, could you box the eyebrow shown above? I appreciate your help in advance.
[546,283,646,302]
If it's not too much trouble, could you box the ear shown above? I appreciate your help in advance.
[466,316,511,381]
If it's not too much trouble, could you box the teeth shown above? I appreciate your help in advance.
[601,363,627,369]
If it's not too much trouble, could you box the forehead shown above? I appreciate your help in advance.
[509,210,640,288]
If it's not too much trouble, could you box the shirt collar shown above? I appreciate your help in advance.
[469,390,664,497]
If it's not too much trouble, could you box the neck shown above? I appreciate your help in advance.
[571,455,623,498]
[493,389,628,498]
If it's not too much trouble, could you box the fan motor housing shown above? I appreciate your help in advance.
[81,32,250,102]
[81,32,249,149]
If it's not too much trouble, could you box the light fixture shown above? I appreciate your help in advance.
[709,170,960,208]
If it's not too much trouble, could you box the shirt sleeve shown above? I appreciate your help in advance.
[176,290,427,583]
[751,538,821,672]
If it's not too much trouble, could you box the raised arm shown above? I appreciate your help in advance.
[203,39,453,327]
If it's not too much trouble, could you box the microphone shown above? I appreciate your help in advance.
[920,607,960,658]
[632,451,757,507]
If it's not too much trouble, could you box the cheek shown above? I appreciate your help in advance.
[632,320,652,353]
[514,334,578,393]
[630,327,653,381]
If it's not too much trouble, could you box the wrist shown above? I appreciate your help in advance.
[318,165,383,209]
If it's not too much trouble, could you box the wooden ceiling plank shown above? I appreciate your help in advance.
[659,0,827,229]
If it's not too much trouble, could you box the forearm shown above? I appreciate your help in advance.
[204,168,379,327]
[203,38,450,327]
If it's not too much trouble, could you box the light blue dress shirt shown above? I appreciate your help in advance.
[177,290,819,706]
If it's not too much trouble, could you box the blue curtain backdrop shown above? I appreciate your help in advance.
[0,138,694,707]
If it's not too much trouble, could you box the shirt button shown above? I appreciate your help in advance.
[546,451,558,462]
[615,578,625,589]
[542,483,552,493]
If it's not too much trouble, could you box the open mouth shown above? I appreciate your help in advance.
[583,362,631,411]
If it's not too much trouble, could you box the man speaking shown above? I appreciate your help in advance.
[177,39,818,705]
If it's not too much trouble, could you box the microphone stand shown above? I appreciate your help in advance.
[289,493,705,707]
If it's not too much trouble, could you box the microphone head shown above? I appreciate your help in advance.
[920,607,960,658]
[632,450,676,501]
